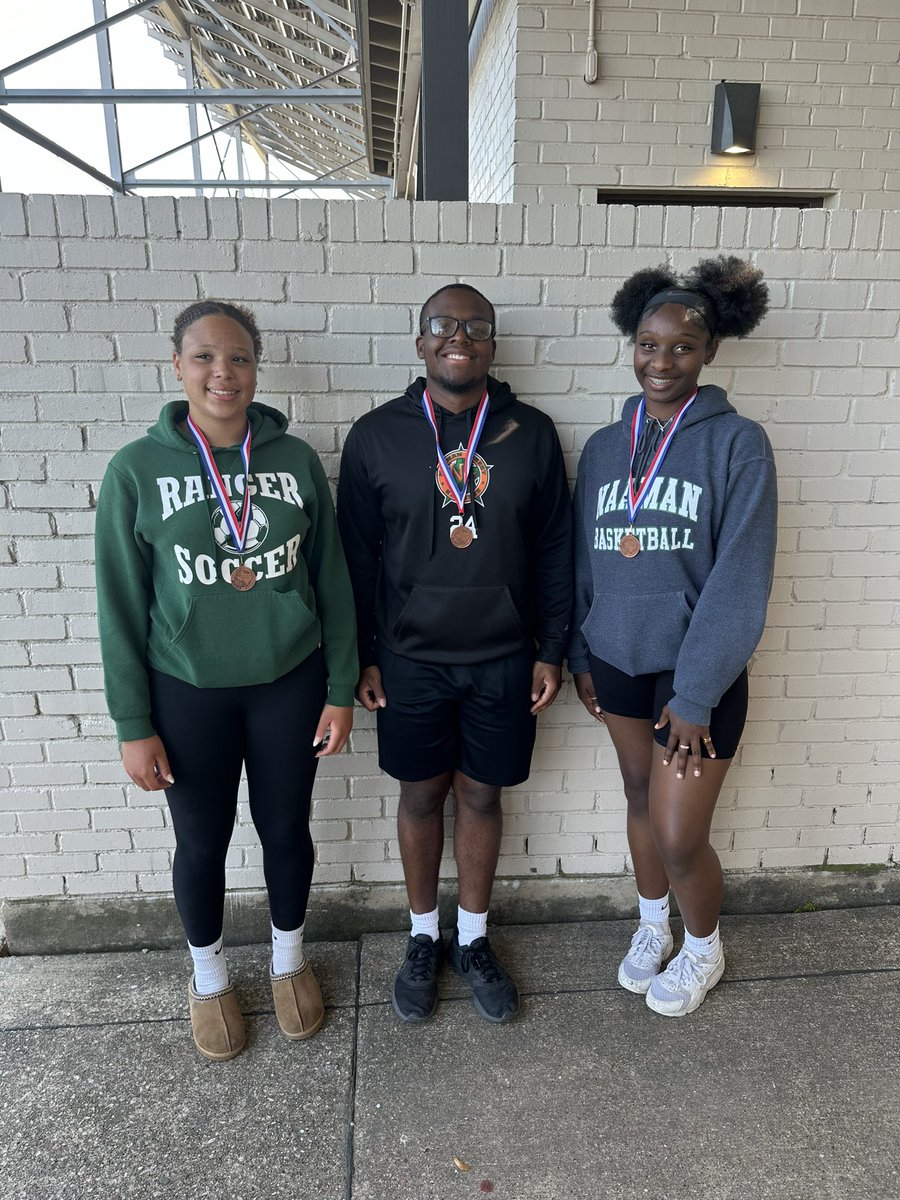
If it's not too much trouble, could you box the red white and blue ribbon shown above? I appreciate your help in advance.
[186,414,253,551]
[421,388,490,514]
[625,391,697,527]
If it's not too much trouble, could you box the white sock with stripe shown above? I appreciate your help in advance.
[683,924,721,960]
[271,922,306,977]
[189,934,229,995]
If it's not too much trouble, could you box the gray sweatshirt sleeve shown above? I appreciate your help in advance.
[669,438,778,726]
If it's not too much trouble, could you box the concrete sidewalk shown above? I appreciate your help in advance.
[1,906,897,1200]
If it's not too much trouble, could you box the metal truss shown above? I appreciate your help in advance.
[0,0,392,196]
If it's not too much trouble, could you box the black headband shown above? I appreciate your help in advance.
[641,288,717,335]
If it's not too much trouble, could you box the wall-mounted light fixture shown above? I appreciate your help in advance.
[711,81,760,155]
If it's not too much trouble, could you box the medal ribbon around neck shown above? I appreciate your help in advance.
[421,388,490,515]
[625,391,697,528]
[186,414,253,552]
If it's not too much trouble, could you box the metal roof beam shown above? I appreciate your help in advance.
[92,0,124,190]
[182,21,358,93]
[228,0,357,57]
[123,103,275,175]
[0,0,158,77]
[0,88,362,104]
[0,110,125,193]
[125,177,390,189]
[192,0,355,72]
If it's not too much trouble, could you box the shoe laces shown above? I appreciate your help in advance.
[660,948,704,993]
[628,923,667,967]
[461,940,502,983]
[406,937,438,981]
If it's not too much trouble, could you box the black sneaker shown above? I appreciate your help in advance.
[391,933,444,1022]
[447,929,519,1024]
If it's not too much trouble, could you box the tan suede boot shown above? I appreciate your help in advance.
[188,980,246,1061]
[271,960,325,1040]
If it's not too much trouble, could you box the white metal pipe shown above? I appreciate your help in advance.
[584,0,598,84]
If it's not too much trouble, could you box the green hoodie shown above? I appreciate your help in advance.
[95,400,358,741]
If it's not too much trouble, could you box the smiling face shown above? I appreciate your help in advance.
[416,287,496,411]
[633,303,718,419]
[172,314,258,445]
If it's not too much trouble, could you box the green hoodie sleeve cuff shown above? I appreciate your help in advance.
[326,683,356,708]
[116,716,157,743]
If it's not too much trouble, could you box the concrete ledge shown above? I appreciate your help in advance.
[2,865,897,955]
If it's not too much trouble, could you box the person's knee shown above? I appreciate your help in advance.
[453,775,502,817]
[653,825,708,879]
[622,770,651,814]
[174,827,230,867]
[399,776,450,820]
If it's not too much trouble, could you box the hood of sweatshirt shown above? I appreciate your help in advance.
[619,383,736,437]
[146,400,289,451]
[403,373,517,413]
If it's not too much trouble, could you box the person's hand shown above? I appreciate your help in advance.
[314,705,353,757]
[573,671,605,724]
[355,665,387,712]
[655,703,716,779]
[530,661,561,714]
[121,735,174,791]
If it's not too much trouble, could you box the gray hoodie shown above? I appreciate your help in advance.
[568,384,777,726]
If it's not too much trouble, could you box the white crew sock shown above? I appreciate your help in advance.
[638,892,671,927]
[457,905,488,947]
[410,906,440,942]
[271,922,306,977]
[189,934,229,995]
[683,924,721,960]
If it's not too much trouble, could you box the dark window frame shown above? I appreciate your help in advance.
[596,189,826,209]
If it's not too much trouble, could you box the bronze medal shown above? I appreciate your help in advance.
[450,525,474,549]
[230,564,257,591]
[619,532,640,558]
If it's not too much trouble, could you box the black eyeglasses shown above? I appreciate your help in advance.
[420,315,495,341]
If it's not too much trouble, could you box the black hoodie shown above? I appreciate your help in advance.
[337,375,572,668]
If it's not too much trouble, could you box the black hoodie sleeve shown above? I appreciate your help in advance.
[527,417,573,666]
[336,420,383,670]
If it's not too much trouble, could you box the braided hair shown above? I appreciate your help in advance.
[611,255,769,342]
[171,301,263,362]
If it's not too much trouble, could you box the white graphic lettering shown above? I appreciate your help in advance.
[175,543,192,583]
[157,472,306,520]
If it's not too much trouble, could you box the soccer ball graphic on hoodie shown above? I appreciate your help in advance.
[211,504,270,554]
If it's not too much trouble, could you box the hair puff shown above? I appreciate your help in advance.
[610,265,679,338]
[682,255,768,340]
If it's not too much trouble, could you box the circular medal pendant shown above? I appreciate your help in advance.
[230,564,257,591]
[450,525,474,549]
[619,532,641,558]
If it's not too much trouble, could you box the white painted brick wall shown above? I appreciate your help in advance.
[0,194,897,919]
[470,0,519,203]
[479,0,900,207]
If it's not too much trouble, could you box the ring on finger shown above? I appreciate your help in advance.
[678,743,691,750]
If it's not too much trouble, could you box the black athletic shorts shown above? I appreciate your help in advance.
[589,655,749,760]
[375,645,537,787]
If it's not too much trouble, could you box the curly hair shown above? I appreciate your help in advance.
[610,256,768,342]
[171,301,263,362]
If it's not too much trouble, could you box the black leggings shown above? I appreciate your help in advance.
[148,651,326,946]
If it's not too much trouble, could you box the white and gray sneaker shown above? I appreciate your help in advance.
[617,921,674,994]
[645,944,725,1017]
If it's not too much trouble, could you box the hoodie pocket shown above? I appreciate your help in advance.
[391,584,526,661]
[166,589,316,686]
[581,588,695,677]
